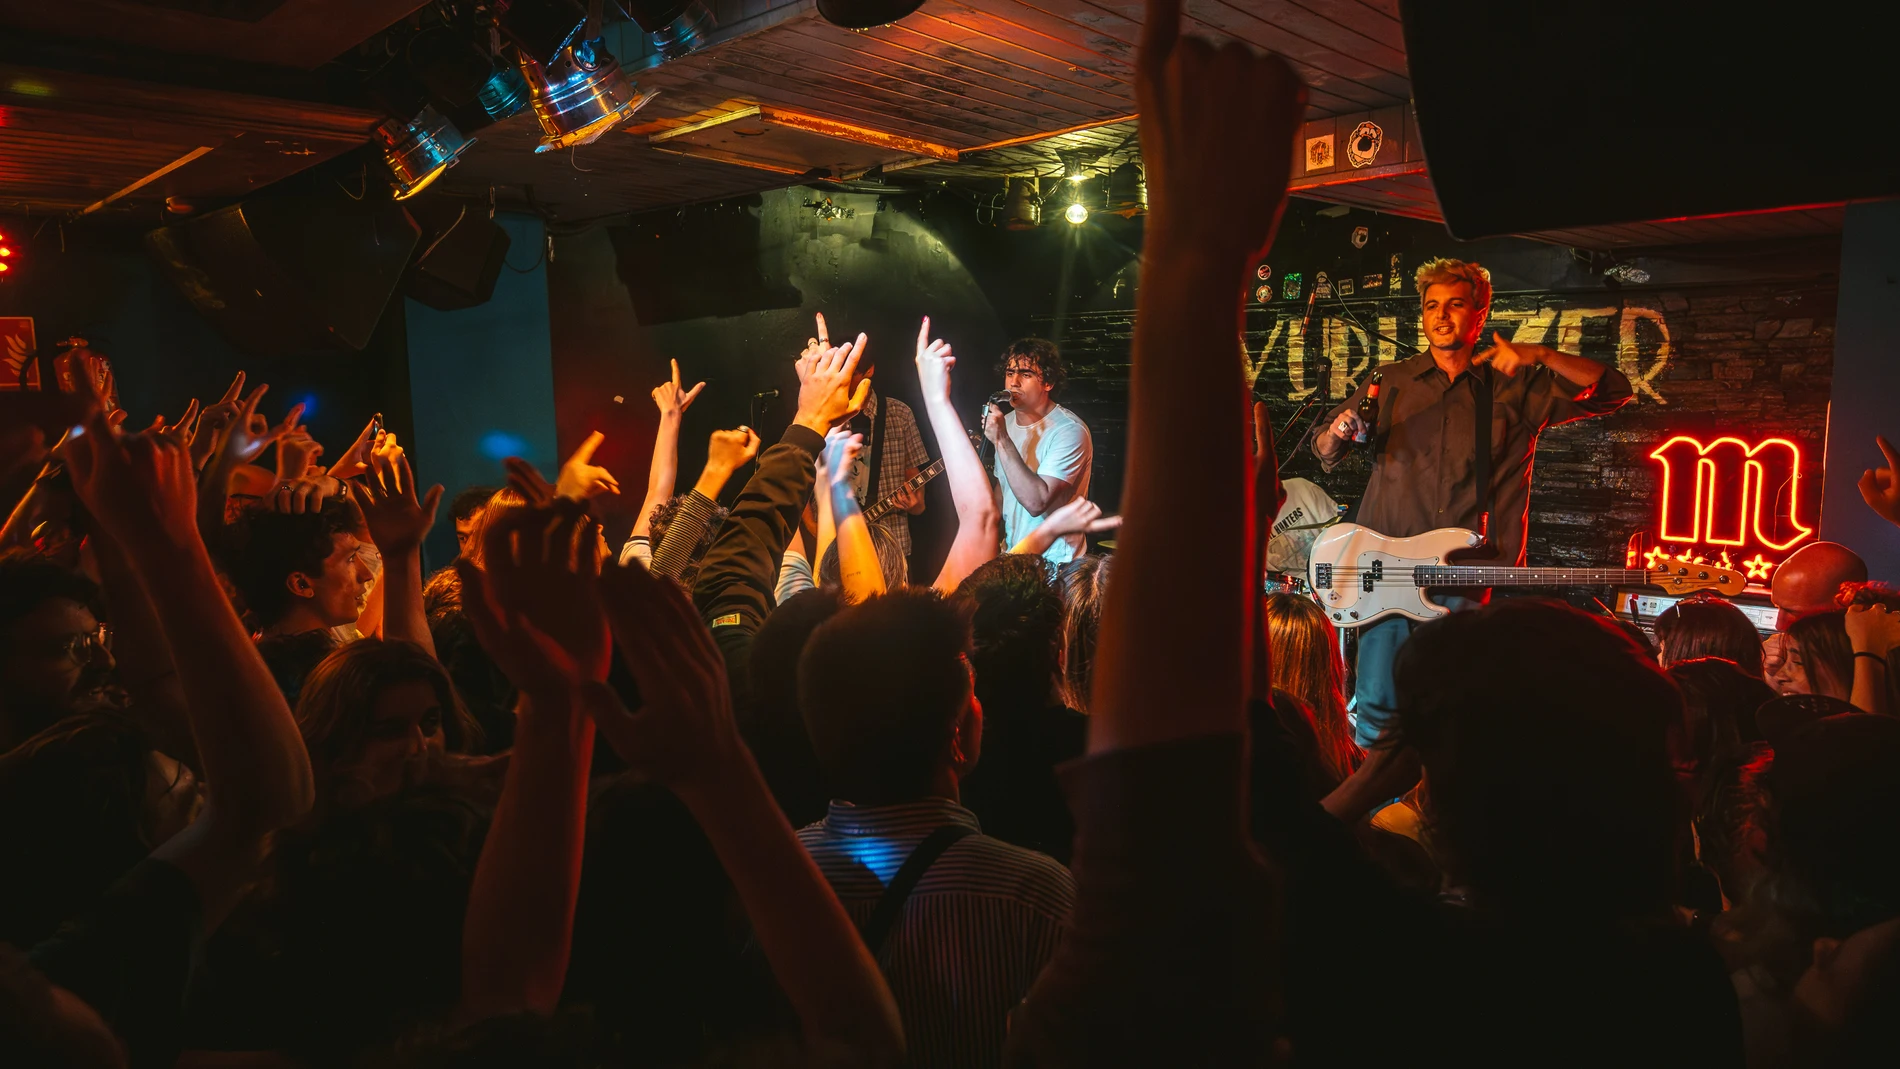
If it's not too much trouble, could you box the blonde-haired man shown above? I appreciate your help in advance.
[1313,256,1634,745]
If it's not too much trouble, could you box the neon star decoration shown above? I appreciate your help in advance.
[1643,546,1675,570]
[1743,554,1775,581]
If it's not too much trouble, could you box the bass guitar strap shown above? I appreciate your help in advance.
[1473,364,1495,555]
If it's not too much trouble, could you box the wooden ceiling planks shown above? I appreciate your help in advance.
[450,0,1415,219]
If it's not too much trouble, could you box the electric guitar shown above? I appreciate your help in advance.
[1306,523,1747,629]
[862,458,945,524]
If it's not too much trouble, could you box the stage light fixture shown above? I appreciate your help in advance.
[1064,201,1088,225]
[1105,161,1147,214]
[375,105,475,201]
[520,35,651,153]
[477,66,531,120]
[623,0,716,59]
[1005,177,1041,229]
[816,0,925,30]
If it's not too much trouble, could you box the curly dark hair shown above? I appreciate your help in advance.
[958,553,1064,710]
[996,338,1067,398]
[228,499,360,627]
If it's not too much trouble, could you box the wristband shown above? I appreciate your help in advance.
[1854,651,1889,668]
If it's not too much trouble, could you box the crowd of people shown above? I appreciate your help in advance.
[3,1,1899,1065]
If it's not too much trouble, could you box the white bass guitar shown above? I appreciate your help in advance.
[1306,523,1747,629]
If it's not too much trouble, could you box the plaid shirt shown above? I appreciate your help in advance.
[846,389,930,558]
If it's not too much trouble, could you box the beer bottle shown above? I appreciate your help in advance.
[1353,373,1382,444]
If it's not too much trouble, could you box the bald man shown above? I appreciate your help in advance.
[1763,541,1870,675]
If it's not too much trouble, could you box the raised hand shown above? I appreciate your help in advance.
[277,427,324,482]
[705,426,762,476]
[914,316,955,404]
[210,385,288,469]
[1042,497,1122,538]
[793,326,870,434]
[1858,435,1900,530]
[503,456,558,508]
[555,431,622,501]
[63,417,199,552]
[822,426,863,490]
[1136,0,1304,266]
[193,371,247,469]
[588,558,746,791]
[457,503,610,695]
[327,414,382,480]
[263,475,336,515]
[652,359,706,420]
[1847,600,1900,656]
[1472,331,1537,377]
[349,452,444,555]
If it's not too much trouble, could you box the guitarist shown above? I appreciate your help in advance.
[844,380,930,562]
[1312,257,1635,745]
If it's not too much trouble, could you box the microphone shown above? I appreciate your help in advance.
[1301,283,1319,338]
[1311,357,1333,401]
[752,388,780,400]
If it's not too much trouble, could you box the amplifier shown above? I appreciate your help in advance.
[1613,587,1778,637]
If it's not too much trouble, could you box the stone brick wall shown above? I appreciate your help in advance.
[1038,279,1837,568]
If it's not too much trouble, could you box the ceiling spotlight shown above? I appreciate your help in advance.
[624,0,717,60]
[1106,161,1147,215]
[520,36,651,153]
[1005,177,1041,230]
[375,105,474,201]
[476,65,531,121]
[816,0,926,31]
[1064,201,1088,225]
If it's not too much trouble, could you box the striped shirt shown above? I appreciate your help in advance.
[798,798,1074,1069]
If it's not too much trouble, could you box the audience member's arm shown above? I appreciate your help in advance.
[1089,7,1301,752]
[453,504,607,1021]
[64,417,315,925]
[692,334,868,628]
[813,449,837,572]
[823,427,883,603]
[195,383,285,543]
[349,452,444,657]
[914,317,1002,592]
[633,360,705,539]
[1858,434,1900,534]
[590,559,904,1067]
[1845,602,1900,715]
[86,527,196,771]
[1009,497,1120,557]
[649,427,759,580]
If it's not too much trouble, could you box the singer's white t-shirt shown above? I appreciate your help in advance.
[995,404,1093,562]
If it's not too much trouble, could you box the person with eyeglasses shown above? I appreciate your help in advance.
[0,551,120,752]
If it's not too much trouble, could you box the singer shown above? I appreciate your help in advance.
[1311,257,1634,745]
[984,338,1093,562]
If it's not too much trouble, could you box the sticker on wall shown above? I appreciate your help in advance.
[1304,134,1335,171]
[1363,273,1384,291]
[1389,254,1404,293]
[1282,271,1302,301]
[1338,278,1354,296]
[0,317,36,390]
[1350,226,1369,249]
[1314,271,1333,300]
[1347,121,1384,168]
[1256,264,1272,281]
[1254,284,1273,304]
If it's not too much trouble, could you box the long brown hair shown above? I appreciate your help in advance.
[1266,593,1361,781]
[295,639,480,787]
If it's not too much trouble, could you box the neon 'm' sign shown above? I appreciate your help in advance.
[1640,434,1814,582]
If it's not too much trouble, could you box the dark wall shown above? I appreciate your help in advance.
[0,212,414,478]
[543,192,1839,572]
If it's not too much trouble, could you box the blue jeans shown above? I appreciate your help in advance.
[1351,595,1481,748]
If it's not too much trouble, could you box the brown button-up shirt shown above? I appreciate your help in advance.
[1315,350,1634,566]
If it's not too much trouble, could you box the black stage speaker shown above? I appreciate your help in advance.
[147,170,420,356]
[405,196,511,311]
[1400,3,1899,239]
